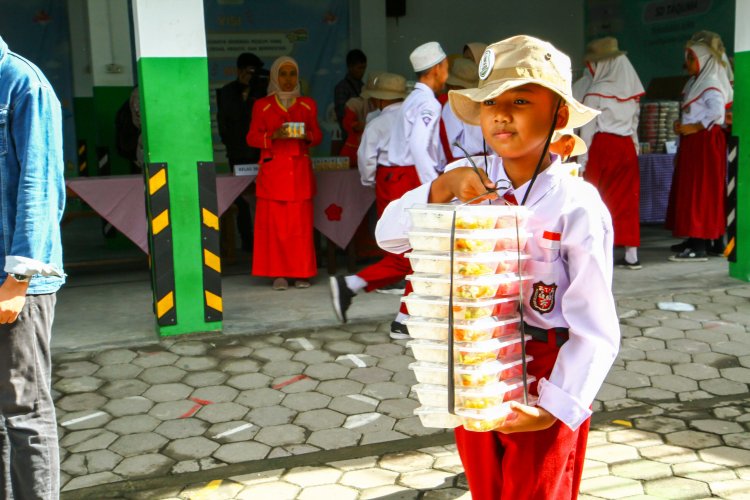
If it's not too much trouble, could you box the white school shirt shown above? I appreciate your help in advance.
[578,96,640,169]
[357,103,403,187]
[441,102,487,157]
[681,89,726,129]
[376,155,620,431]
[388,82,444,184]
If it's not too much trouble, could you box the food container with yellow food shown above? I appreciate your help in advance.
[405,251,530,276]
[408,338,507,365]
[454,316,521,342]
[408,204,530,231]
[456,396,539,432]
[456,405,513,432]
[456,377,536,409]
[408,228,531,253]
[414,406,462,429]
[406,315,520,342]
[455,354,533,387]
[401,295,519,320]
[406,273,532,300]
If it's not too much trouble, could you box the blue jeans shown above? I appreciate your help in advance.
[0,294,58,500]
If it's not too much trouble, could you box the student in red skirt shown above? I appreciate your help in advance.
[377,36,620,499]
[579,37,645,269]
[246,56,322,289]
[666,32,733,261]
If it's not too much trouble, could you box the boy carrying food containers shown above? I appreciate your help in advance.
[376,35,620,499]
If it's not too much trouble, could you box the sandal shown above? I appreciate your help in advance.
[272,278,288,290]
[295,280,311,289]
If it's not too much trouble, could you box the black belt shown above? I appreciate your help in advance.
[524,322,569,347]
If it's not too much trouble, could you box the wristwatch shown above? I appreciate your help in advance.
[9,273,31,283]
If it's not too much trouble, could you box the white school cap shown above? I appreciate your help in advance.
[410,42,447,72]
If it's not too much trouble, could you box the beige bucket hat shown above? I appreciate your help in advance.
[584,37,626,62]
[552,129,587,156]
[446,58,478,89]
[359,71,383,99]
[448,35,599,128]
[366,73,407,100]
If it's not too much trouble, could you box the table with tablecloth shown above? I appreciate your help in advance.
[66,174,256,254]
[639,153,675,223]
[66,169,375,260]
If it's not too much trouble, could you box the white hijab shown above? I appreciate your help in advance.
[267,56,301,102]
[682,44,733,109]
[583,54,644,102]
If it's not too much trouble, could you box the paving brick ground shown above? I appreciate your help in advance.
[57,285,750,499]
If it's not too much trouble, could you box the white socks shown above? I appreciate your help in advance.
[625,246,639,264]
[395,312,409,324]
[345,275,367,294]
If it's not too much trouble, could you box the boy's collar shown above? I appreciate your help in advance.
[494,154,563,207]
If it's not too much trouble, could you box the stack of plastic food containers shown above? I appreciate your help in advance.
[639,101,679,153]
[403,203,536,432]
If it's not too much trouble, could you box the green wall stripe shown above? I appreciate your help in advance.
[730,50,750,282]
[138,56,220,335]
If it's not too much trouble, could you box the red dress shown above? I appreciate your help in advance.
[584,133,640,246]
[665,126,726,239]
[339,105,362,168]
[246,95,322,278]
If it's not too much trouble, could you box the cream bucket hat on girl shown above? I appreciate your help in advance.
[552,129,587,156]
[448,35,599,129]
[367,73,407,100]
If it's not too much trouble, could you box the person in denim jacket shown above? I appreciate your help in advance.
[0,36,66,499]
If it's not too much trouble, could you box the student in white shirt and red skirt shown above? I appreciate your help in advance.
[666,31,733,261]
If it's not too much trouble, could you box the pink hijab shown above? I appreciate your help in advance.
[267,56,301,101]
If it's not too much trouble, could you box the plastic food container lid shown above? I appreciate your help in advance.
[407,337,505,353]
[409,203,530,216]
[457,376,537,397]
[406,273,531,286]
[406,315,521,330]
[408,228,531,239]
[405,251,530,263]
[400,294,518,307]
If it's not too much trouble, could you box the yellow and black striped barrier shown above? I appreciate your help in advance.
[145,162,177,326]
[197,162,223,322]
[77,140,88,176]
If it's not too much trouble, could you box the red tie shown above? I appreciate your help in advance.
[503,191,518,205]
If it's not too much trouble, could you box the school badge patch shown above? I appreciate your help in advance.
[530,281,557,314]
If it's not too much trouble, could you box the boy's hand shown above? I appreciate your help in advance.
[494,401,557,434]
[429,167,498,204]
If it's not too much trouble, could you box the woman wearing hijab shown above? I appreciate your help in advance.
[579,37,645,269]
[462,42,487,64]
[666,32,733,261]
[246,56,322,289]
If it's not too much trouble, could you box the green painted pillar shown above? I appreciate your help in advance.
[133,0,222,336]
[730,0,750,282]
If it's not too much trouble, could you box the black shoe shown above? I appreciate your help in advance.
[670,240,690,252]
[668,248,708,262]
[615,257,642,270]
[329,276,355,323]
[390,321,411,340]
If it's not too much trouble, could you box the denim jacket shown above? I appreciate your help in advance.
[0,37,65,294]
